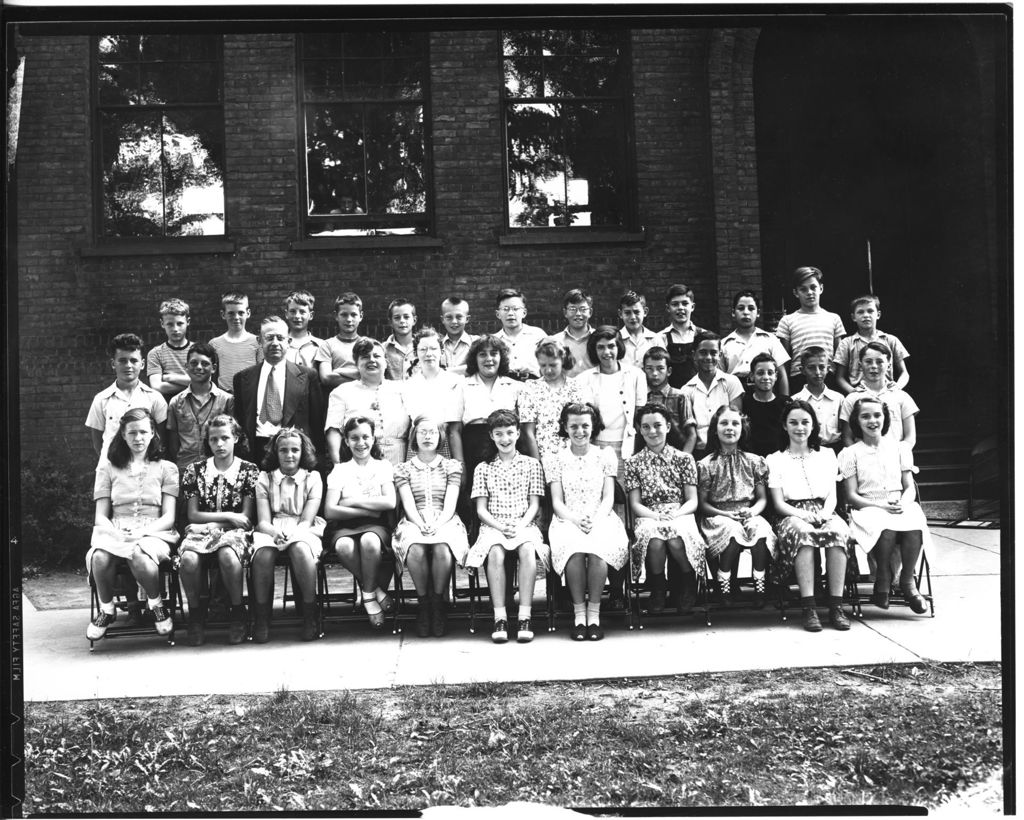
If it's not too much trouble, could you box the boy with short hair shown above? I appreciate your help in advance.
[617,290,659,368]
[283,290,323,369]
[681,331,744,457]
[720,290,790,395]
[641,346,697,453]
[383,298,417,380]
[656,283,708,389]
[439,296,477,375]
[86,332,168,466]
[313,292,364,389]
[833,294,911,394]
[839,341,919,449]
[494,288,547,379]
[740,353,788,457]
[775,267,846,394]
[792,346,844,451]
[556,288,596,377]
[147,298,192,398]
[166,341,235,470]
[210,292,263,392]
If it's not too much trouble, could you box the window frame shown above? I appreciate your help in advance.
[295,31,435,241]
[90,33,230,247]
[499,28,639,236]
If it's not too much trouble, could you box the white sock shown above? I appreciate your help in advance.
[518,605,532,621]
[752,568,766,581]
[100,600,116,615]
[717,570,731,586]
[586,602,601,625]
[573,603,586,626]
[147,596,163,610]
[493,606,507,622]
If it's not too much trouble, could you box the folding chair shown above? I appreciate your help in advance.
[88,556,183,650]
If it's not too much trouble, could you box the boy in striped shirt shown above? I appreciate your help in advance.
[775,267,845,394]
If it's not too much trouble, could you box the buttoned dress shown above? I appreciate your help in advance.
[696,450,777,558]
[392,456,469,568]
[252,468,326,558]
[179,457,260,560]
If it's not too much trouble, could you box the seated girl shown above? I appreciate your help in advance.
[251,427,326,642]
[464,409,550,644]
[624,403,707,614]
[766,399,855,632]
[839,396,930,613]
[324,415,398,628]
[87,408,179,641]
[697,406,776,608]
[545,402,628,641]
[393,414,469,638]
[178,414,259,646]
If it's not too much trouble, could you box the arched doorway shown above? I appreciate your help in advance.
[753,16,1000,438]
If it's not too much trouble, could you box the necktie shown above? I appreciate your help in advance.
[260,366,283,424]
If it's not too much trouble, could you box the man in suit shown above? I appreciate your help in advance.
[233,315,326,463]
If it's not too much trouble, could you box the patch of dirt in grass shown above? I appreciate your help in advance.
[23,662,1002,814]
[22,567,91,611]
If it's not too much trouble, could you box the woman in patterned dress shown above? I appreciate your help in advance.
[766,399,855,632]
[624,403,707,613]
[545,402,628,641]
[697,406,776,608]
[393,414,469,637]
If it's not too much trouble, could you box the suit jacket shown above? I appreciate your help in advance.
[233,360,326,459]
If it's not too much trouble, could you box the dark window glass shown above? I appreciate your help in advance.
[299,31,430,237]
[95,34,225,238]
[502,29,632,230]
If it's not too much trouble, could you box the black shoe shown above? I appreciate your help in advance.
[125,601,145,627]
[587,623,604,641]
[901,584,927,614]
[802,607,823,633]
[252,603,271,644]
[571,623,587,641]
[300,603,319,641]
[678,575,698,614]
[872,585,891,610]
[491,619,509,643]
[829,606,851,631]
[415,597,431,638]
[516,618,534,643]
[650,588,666,612]
[431,595,448,638]
[187,619,206,647]
[228,605,247,645]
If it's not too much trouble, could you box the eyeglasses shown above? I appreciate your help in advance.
[565,306,591,314]
[499,306,525,313]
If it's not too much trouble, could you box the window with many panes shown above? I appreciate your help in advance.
[503,29,633,230]
[299,32,430,237]
[95,34,225,238]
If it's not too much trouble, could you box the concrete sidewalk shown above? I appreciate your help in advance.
[21,526,1002,702]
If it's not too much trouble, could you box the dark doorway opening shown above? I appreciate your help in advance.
[754,16,998,438]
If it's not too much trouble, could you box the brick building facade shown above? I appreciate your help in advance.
[10,18,1007,491]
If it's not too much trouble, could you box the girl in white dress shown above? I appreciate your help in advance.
[839,396,930,613]
[545,402,628,641]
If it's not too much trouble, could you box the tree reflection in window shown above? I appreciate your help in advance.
[503,30,631,230]
[96,34,225,238]
[300,32,429,237]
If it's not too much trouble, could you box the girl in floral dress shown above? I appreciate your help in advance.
[518,338,585,464]
[178,414,260,646]
[87,408,179,642]
[624,403,707,613]
[393,414,469,637]
[697,406,776,607]
[766,399,855,632]
[545,402,628,641]
[251,427,325,642]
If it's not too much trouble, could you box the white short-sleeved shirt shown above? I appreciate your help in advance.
[839,386,919,444]
[452,375,521,425]
[832,331,911,388]
[681,370,744,451]
[792,386,845,446]
[766,447,840,501]
[496,325,548,377]
[720,328,791,379]
[85,381,168,467]
[326,458,394,498]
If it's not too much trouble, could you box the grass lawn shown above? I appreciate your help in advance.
[24,662,1001,813]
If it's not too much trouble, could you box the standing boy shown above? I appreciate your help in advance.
[833,294,911,394]
[617,290,659,368]
[656,284,708,389]
[494,288,547,380]
[439,296,477,375]
[681,331,744,458]
[641,346,697,453]
[556,288,596,377]
[720,290,790,395]
[383,298,417,380]
[283,289,323,369]
[210,292,263,392]
[740,353,788,457]
[166,342,235,470]
[146,298,192,399]
[775,267,846,394]
[313,292,364,389]
[792,346,844,451]
[86,332,168,466]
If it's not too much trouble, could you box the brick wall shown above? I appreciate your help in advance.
[14,26,761,481]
